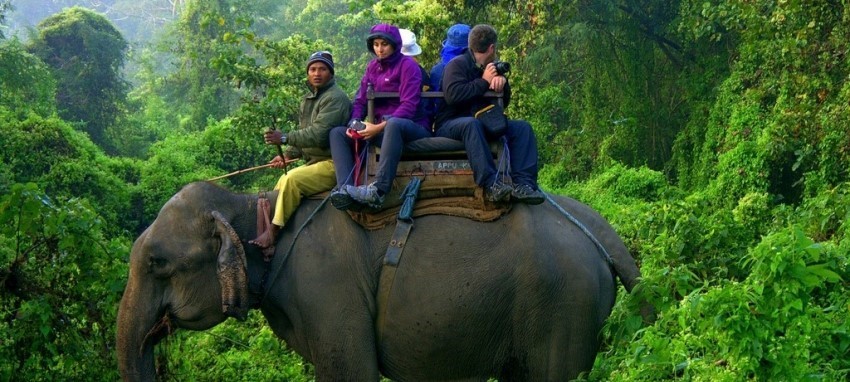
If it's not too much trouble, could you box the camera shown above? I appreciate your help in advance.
[347,120,366,139]
[493,60,511,76]
[349,120,366,131]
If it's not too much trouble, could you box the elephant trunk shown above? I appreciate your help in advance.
[116,266,168,381]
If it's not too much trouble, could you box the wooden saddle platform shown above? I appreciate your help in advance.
[310,136,511,230]
[350,136,511,230]
[312,87,513,230]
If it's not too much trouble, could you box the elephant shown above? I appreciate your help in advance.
[116,181,644,381]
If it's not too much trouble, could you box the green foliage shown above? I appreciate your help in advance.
[0,107,143,235]
[137,130,216,221]
[562,167,849,381]
[137,118,270,222]
[807,78,850,196]
[153,0,242,131]
[158,312,313,381]
[558,166,758,282]
[0,182,129,381]
[588,14,850,379]
[599,227,847,381]
[672,0,850,200]
[504,0,706,181]
[105,92,175,159]
[0,39,56,117]
[27,6,128,151]
[557,162,673,204]
[204,119,275,190]
[526,84,591,185]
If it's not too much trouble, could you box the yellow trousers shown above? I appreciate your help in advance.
[272,160,336,227]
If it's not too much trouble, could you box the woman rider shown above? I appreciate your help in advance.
[329,23,431,210]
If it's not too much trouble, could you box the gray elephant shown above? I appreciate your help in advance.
[117,181,643,381]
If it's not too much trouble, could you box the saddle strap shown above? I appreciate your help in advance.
[376,218,413,344]
[375,177,421,345]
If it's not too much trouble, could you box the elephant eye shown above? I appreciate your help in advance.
[149,256,167,269]
[147,255,174,278]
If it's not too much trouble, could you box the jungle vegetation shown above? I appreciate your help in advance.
[1,0,848,380]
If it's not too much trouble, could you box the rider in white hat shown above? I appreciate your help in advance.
[399,28,423,57]
[399,28,434,129]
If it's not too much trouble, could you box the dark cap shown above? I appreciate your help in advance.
[306,51,334,75]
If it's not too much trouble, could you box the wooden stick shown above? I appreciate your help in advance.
[269,118,287,175]
[207,160,296,182]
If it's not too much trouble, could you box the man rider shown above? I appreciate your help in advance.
[250,51,352,253]
[434,24,545,204]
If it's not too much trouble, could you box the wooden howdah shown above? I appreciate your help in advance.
[360,86,506,210]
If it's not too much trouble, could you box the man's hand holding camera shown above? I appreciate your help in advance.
[483,62,507,93]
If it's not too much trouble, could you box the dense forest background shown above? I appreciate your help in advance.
[1,0,848,380]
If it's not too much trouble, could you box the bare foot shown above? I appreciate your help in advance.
[248,224,280,260]
[249,230,274,249]
[251,224,280,260]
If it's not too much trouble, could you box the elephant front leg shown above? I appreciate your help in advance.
[310,310,380,381]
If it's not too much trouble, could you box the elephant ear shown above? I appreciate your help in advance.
[211,211,249,321]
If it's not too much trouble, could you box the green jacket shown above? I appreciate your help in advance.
[285,78,351,164]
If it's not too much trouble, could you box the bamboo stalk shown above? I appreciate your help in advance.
[207,160,296,182]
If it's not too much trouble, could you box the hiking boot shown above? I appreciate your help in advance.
[485,180,512,202]
[345,183,385,209]
[512,183,545,205]
[329,187,355,211]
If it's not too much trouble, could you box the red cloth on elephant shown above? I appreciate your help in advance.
[255,196,274,260]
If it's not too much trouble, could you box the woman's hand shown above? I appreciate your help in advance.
[355,120,386,140]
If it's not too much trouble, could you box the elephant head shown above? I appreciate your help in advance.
[116,183,253,380]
